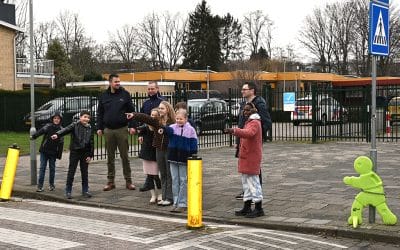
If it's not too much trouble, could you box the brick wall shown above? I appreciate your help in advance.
[0,25,16,90]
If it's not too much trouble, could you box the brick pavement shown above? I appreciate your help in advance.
[2,141,400,243]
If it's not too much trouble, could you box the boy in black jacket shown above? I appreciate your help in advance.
[52,110,94,199]
[31,111,64,192]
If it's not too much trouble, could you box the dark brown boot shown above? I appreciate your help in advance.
[126,180,136,190]
[103,182,115,191]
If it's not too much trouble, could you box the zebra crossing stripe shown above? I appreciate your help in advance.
[0,227,84,250]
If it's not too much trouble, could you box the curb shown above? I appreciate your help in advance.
[10,189,400,244]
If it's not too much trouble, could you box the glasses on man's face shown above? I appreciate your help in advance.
[113,81,121,83]
[241,88,251,91]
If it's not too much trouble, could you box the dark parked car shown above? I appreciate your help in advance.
[187,99,228,134]
[24,96,97,128]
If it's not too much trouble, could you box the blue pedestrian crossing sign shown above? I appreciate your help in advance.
[369,1,389,56]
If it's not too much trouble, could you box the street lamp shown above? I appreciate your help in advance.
[206,66,210,100]
[282,57,287,92]
[29,0,37,185]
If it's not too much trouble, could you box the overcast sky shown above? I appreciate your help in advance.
[31,0,399,61]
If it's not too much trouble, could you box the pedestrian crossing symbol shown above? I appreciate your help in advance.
[369,2,389,56]
[373,10,387,46]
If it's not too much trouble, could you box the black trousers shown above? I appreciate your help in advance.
[66,150,89,193]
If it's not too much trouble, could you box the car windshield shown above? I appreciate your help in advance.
[188,101,204,109]
[37,99,64,111]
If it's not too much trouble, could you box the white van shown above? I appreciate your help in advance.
[291,95,348,126]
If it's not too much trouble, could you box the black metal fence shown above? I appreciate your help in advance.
[2,85,400,159]
[269,85,400,143]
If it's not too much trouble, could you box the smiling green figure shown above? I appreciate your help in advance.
[343,156,397,228]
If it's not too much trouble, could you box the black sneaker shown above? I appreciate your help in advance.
[82,192,92,198]
[49,185,55,191]
[65,192,72,199]
[235,192,244,200]
[36,187,44,192]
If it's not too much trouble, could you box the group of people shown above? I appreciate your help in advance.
[31,75,271,218]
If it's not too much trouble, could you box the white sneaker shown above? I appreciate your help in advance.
[161,200,172,206]
[157,200,164,206]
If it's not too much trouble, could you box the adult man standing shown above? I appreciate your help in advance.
[97,74,137,191]
[138,81,165,192]
[235,81,271,199]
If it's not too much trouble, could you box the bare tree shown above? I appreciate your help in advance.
[163,12,187,70]
[378,4,400,76]
[349,0,370,76]
[108,24,142,68]
[14,0,28,57]
[56,10,87,57]
[138,12,165,69]
[327,1,355,75]
[299,7,334,73]
[242,10,273,58]
[33,21,57,59]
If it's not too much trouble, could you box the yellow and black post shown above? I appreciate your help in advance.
[187,155,204,229]
[0,144,20,200]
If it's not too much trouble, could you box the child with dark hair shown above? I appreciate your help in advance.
[225,103,264,218]
[137,108,162,203]
[51,110,94,199]
[31,111,64,192]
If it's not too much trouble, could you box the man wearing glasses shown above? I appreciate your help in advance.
[97,74,137,191]
[235,81,271,200]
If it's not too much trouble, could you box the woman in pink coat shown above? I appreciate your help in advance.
[225,102,264,218]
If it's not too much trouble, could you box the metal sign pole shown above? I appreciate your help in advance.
[369,55,377,223]
[368,0,389,223]
[29,0,37,185]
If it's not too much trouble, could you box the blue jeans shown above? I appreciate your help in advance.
[38,152,56,188]
[169,161,187,208]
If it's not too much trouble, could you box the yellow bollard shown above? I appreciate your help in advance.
[187,155,204,229]
[0,144,20,200]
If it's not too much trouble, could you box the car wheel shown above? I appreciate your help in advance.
[293,121,300,126]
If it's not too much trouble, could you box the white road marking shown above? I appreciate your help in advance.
[246,232,298,245]
[154,229,294,250]
[0,227,84,250]
[0,206,191,244]
[27,199,239,228]
[258,229,348,248]
[231,234,295,248]
[4,200,349,249]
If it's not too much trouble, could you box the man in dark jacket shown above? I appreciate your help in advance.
[140,81,165,115]
[235,82,272,200]
[138,81,165,192]
[97,74,137,191]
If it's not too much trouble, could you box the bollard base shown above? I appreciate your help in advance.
[186,224,204,230]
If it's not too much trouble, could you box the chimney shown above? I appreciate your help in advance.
[0,1,16,26]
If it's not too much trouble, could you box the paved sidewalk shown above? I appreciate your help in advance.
[2,141,400,243]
